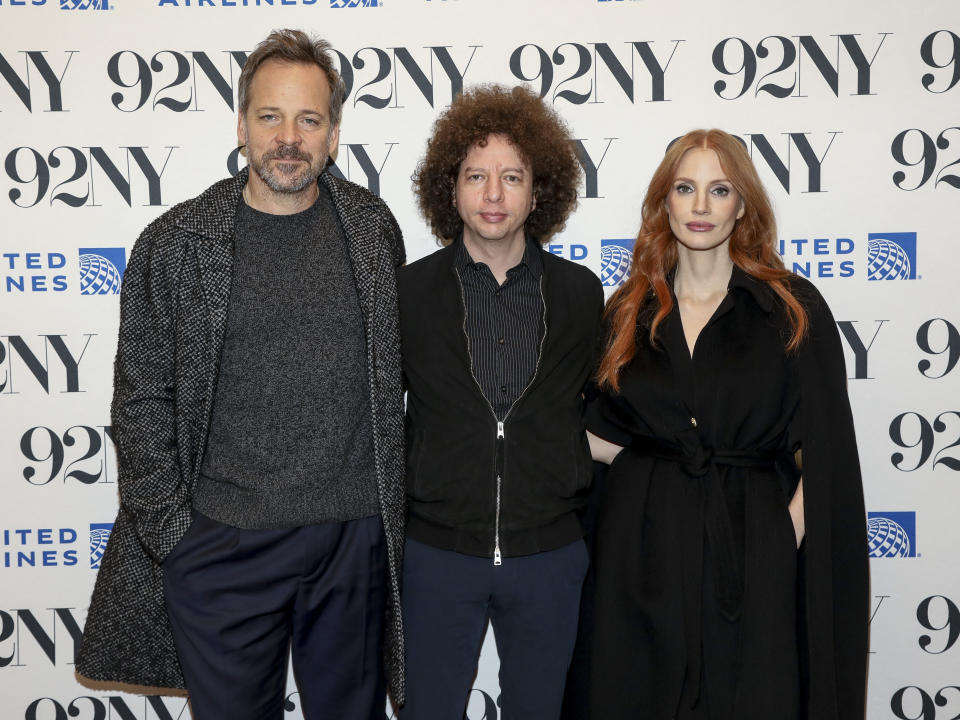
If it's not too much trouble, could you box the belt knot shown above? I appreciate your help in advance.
[676,428,712,477]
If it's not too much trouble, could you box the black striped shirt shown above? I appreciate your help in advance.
[455,239,545,421]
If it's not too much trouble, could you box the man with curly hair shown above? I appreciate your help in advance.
[397,85,603,719]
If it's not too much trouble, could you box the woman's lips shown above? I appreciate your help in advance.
[686,222,715,231]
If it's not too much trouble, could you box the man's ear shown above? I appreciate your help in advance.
[237,113,247,155]
[327,122,341,162]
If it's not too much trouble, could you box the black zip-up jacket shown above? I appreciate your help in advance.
[398,243,604,559]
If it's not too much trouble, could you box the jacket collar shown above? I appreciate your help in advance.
[174,168,246,243]
[662,263,776,314]
[727,264,776,314]
[639,263,776,330]
[453,235,544,280]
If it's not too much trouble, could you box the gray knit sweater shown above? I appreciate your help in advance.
[193,185,378,528]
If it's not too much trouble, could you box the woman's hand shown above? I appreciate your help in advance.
[789,477,805,548]
[587,431,624,465]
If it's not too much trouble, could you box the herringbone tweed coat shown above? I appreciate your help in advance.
[76,168,408,704]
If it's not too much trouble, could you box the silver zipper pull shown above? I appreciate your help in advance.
[497,421,504,439]
[494,545,502,566]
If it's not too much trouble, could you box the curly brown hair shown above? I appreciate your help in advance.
[413,85,581,245]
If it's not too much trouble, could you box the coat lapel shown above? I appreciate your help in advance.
[192,241,233,348]
[175,171,245,346]
[322,172,381,334]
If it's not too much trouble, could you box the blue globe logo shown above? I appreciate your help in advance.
[867,517,911,557]
[867,238,912,280]
[79,253,123,295]
[89,526,112,569]
[600,244,633,287]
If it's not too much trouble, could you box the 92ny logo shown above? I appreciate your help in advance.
[711,33,889,99]
[891,127,960,191]
[667,132,840,194]
[20,425,116,485]
[836,317,957,381]
[891,687,960,720]
[509,41,681,104]
[4,146,175,207]
[0,51,75,112]
[917,595,959,655]
[0,334,95,394]
[1,46,479,113]
[879,319,960,473]
[108,45,480,111]
[2,29,957,113]
[889,594,959,719]
[889,412,960,472]
[107,50,248,112]
[920,30,960,94]
[23,697,189,720]
[112,45,477,112]
[333,45,478,110]
[0,608,82,667]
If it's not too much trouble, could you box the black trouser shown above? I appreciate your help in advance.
[163,511,387,720]
[399,538,589,720]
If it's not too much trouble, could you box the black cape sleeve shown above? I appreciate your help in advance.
[793,281,869,720]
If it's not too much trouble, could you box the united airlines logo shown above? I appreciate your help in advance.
[78,247,126,295]
[867,232,917,280]
[867,511,917,558]
[89,523,113,569]
[61,0,111,9]
[599,238,634,287]
[330,0,379,6]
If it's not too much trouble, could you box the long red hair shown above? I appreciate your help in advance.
[596,129,808,391]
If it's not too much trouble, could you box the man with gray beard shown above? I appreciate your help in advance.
[77,29,407,720]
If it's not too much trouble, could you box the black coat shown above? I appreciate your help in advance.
[580,268,868,720]
[398,243,604,557]
[76,169,409,703]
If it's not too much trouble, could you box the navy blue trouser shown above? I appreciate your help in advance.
[399,538,589,720]
[163,511,387,720]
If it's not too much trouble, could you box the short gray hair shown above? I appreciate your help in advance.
[237,28,346,127]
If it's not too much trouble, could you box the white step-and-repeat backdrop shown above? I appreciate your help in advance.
[1,0,957,718]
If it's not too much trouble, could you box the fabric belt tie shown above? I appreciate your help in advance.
[629,432,777,708]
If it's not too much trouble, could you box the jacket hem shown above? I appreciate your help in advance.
[406,511,583,558]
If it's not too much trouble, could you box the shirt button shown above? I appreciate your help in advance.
[500,385,507,393]
[498,337,505,344]
[690,417,698,427]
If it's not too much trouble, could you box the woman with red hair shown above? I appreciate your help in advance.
[573,129,868,719]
